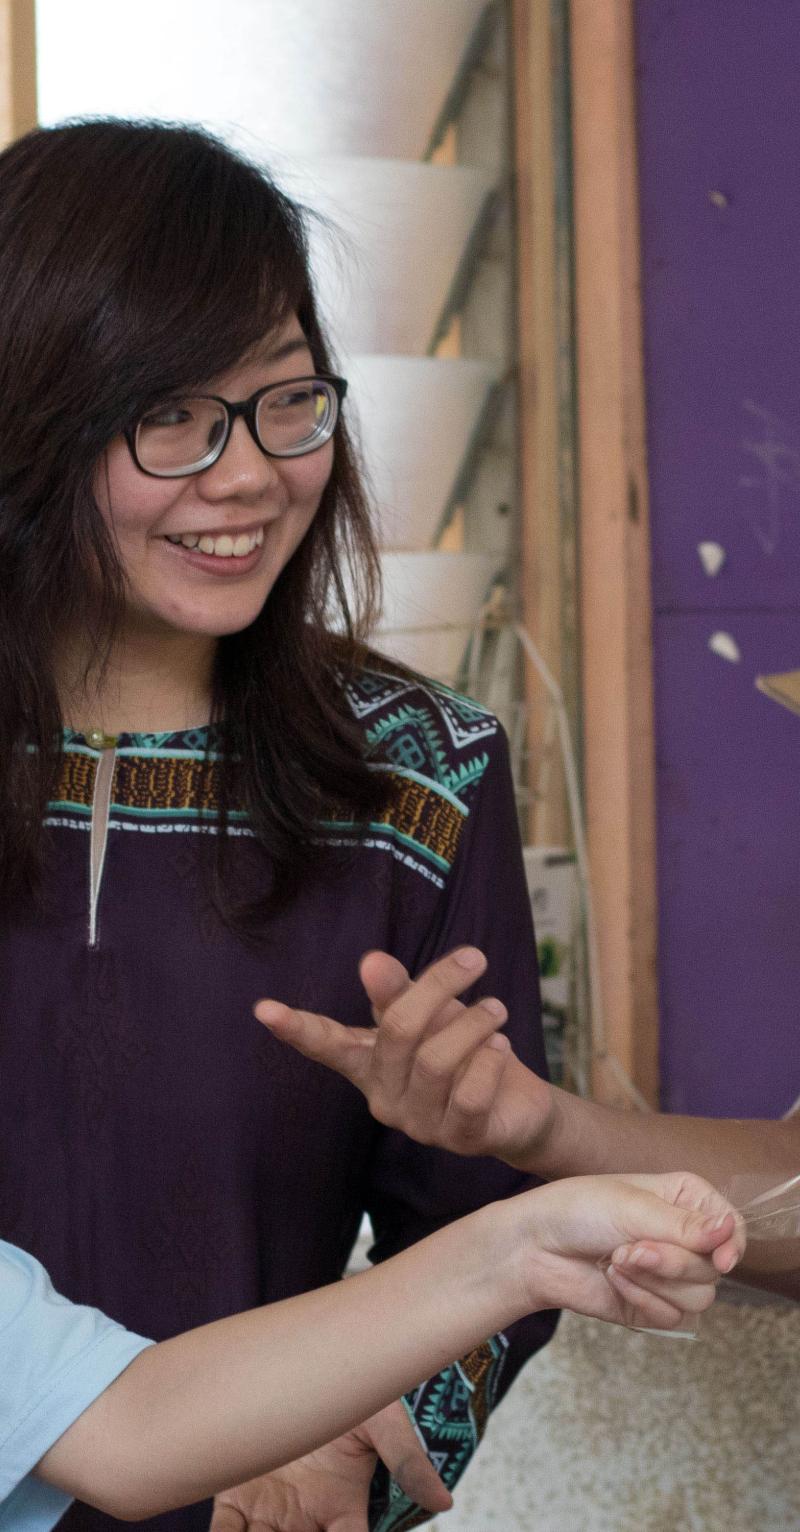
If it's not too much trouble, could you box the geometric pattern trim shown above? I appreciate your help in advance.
[370,1334,509,1531]
[367,772,466,871]
[50,671,501,890]
[53,748,226,819]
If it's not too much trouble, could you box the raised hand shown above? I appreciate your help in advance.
[255,946,553,1168]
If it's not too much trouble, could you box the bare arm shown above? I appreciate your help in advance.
[36,1175,738,1522]
[536,1083,799,1186]
[36,1212,509,1522]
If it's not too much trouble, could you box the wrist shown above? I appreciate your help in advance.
[508,1082,582,1177]
[444,1202,536,1332]
[485,1181,604,1315]
[472,1195,555,1322]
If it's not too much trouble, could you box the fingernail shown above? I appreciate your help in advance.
[453,947,485,970]
[622,1245,659,1270]
[486,1033,510,1052]
[481,997,507,1018]
[721,1251,738,1273]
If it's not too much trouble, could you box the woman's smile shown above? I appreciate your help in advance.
[164,525,265,557]
[160,522,267,577]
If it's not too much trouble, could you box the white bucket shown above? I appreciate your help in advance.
[281,158,494,356]
[375,550,500,682]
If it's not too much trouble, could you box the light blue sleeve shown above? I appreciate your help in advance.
[0,1239,153,1532]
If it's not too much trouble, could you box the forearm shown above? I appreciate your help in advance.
[534,1088,798,1182]
[530,1088,800,1298]
[36,1207,521,1521]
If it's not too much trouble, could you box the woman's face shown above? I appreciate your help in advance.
[93,318,334,639]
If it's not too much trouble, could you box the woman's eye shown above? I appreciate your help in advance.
[141,404,193,429]
[272,388,313,410]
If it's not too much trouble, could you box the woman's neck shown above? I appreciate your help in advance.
[58,625,217,737]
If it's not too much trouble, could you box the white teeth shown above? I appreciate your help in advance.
[168,529,263,558]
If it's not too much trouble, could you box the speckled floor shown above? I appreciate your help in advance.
[427,1294,800,1531]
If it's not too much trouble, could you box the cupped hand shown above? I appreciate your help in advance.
[254,946,554,1167]
[510,1171,746,1331]
[208,1399,450,1532]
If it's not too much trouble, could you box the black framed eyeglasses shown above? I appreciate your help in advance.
[124,374,348,478]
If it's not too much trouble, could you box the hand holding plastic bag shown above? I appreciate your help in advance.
[622,1171,799,1341]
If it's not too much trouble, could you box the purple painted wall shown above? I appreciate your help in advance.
[635,3,800,1115]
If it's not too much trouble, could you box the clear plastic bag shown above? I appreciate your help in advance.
[725,1171,800,1241]
[627,1171,800,1342]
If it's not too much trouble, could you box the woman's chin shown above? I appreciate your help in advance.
[122,596,266,642]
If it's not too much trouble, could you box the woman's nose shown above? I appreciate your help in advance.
[198,415,280,500]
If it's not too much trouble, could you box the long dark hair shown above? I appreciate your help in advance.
[0,118,390,923]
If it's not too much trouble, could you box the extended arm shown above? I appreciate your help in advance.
[532,1081,799,1189]
[34,1175,739,1523]
[36,1211,511,1522]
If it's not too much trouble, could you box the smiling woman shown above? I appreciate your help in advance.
[92,325,338,643]
[0,120,556,1532]
[0,119,385,919]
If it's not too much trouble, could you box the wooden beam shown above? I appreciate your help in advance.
[512,0,570,849]
[0,0,37,148]
[569,0,659,1106]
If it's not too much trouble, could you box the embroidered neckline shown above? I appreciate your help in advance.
[63,725,217,752]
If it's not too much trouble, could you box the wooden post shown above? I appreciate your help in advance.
[512,0,573,850]
[0,0,37,148]
[569,0,659,1106]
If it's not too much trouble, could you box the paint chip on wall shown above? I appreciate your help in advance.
[698,541,726,576]
[708,631,741,663]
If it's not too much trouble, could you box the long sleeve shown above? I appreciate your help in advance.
[364,722,558,1530]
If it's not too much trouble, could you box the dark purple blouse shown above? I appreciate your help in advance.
[0,668,556,1532]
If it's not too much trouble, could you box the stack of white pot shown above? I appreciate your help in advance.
[38,0,501,680]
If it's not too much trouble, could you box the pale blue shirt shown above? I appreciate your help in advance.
[0,1239,152,1531]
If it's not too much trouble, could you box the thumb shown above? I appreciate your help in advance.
[254,1000,375,1088]
[613,1182,736,1255]
[359,950,467,1037]
[366,1412,452,1514]
[388,1451,453,1515]
[358,950,411,1020]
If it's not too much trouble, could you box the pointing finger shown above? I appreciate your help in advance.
[254,1001,375,1088]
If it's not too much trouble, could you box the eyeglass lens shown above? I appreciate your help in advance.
[135,380,337,475]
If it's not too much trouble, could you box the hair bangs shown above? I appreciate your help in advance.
[89,124,316,426]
